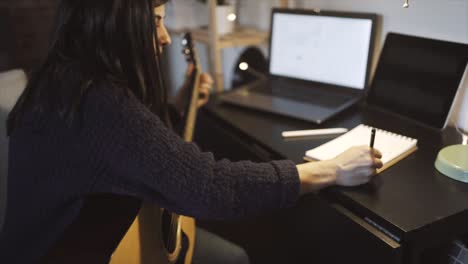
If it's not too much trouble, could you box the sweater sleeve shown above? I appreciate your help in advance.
[80,88,300,220]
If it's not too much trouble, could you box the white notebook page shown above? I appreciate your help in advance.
[305,124,418,164]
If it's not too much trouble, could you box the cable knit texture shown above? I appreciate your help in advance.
[0,85,300,263]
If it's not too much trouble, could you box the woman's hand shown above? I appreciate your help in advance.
[173,64,214,114]
[297,146,383,194]
[197,72,213,108]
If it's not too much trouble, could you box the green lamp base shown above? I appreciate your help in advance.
[435,144,468,183]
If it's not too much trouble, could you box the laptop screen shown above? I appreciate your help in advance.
[269,11,373,90]
[367,33,468,129]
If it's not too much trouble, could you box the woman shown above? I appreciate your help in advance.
[0,0,383,263]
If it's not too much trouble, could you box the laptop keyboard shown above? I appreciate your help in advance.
[255,82,352,108]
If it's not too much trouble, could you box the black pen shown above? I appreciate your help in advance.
[370,128,376,148]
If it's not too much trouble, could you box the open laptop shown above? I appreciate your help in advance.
[220,8,377,124]
[367,32,468,130]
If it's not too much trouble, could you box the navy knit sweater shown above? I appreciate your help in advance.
[0,86,300,263]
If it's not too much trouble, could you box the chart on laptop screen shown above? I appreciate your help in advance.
[269,13,373,90]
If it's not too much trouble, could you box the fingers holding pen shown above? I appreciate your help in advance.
[370,147,383,169]
[297,145,384,193]
[373,157,383,169]
[371,148,382,159]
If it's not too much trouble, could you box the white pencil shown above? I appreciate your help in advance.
[282,128,349,138]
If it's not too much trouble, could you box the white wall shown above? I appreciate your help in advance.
[300,0,468,43]
[299,0,468,72]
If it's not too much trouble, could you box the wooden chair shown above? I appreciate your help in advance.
[0,69,27,231]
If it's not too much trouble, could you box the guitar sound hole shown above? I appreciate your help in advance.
[162,210,177,253]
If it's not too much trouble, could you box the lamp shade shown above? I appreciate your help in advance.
[451,64,468,133]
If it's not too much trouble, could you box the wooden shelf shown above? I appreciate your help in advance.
[169,26,269,49]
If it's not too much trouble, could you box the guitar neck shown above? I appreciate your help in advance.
[183,68,201,143]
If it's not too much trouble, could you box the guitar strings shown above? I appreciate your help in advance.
[167,214,179,253]
[164,33,196,256]
[167,214,175,251]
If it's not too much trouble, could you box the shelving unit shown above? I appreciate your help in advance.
[171,26,269,49]
[170,0,290,92]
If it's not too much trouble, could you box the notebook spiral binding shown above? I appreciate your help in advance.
[362,124,416,142]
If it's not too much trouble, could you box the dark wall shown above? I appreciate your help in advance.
[0,0,59,72]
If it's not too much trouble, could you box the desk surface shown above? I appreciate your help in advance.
[203,99,468,245]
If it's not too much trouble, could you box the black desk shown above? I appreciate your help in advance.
[195,98,468,264]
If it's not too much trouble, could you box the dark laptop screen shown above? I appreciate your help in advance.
[269,10,375,90]
[367,33,468,129]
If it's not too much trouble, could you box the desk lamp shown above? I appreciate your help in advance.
[232,46,267,88]
[435,68,468,183]
[238,62,266,80]
[435,129,468,183]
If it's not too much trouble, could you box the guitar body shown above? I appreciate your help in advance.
[111,33,201,264]
[110,206,195,264]
[180,216,196,264]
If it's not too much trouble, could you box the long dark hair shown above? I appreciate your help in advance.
[7,0,170,135]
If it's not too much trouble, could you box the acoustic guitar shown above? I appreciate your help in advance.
[110,32,201,264]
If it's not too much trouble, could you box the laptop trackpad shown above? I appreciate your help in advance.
[222,91,337,124]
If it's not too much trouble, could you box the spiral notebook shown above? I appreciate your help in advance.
[304,124,418,172]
